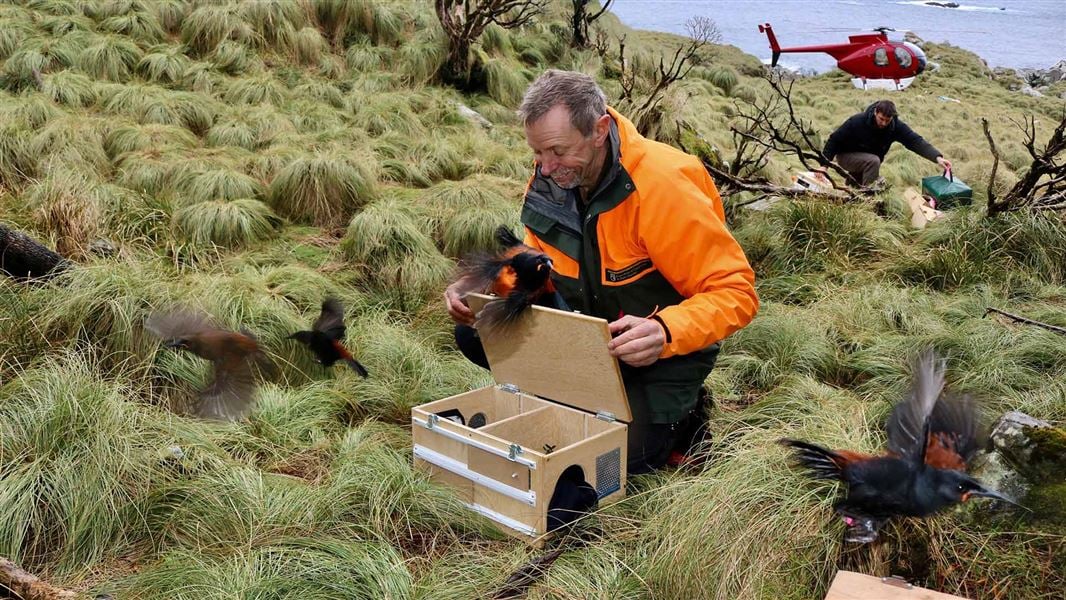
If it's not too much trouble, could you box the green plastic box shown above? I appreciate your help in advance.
[921,170,972,210]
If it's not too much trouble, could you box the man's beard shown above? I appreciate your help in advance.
[550,168,582,190]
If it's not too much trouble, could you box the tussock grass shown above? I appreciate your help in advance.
[312,0,408,48]
[223,73,290,105]
[1,37,80,91]
[77,33,144,81]
[172,165,264,206]
[895,209,1066,290]
[240,0,306,50]
[41,69,98,107]
[347,90,427,137]
[483,57,531,107]
[181,3,256,55]
[108,539,413,599]
[172,198,282,249]
[396,28,446,85]
[153,0,187,34]
[99,9,165,43]
[269,153,377,226]
[340,199,454,310]
[26,170,102,258]
[28,113,111,177]
[421,175,522,256]
[0,17,33,60]
[0,352,178,576]
[206,107,294,151]
[104,83,217,133]
[293,26,328,65]
[105,122,198,158]
[137,44,194,84]
[210,39,257,76]
[292,80,345,109]
[734,199,903,277]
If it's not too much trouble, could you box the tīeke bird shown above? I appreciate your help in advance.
[780,350,1021,543]
[288,297,368,377]
[457,225,559,331]
[146,309,275,420]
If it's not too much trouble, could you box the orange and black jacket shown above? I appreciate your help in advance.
[521,108,758,424]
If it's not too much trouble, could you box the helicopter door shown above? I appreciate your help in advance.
[894,46,912,68]
[873,47,889,67]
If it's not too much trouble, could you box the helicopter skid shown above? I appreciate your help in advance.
[851,76,915,91]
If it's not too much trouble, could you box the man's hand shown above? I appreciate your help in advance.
[444,276,478,325]
[607,315,665,367]
[936,156,953,172]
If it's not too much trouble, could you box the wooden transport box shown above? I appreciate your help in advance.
[825,570,971,600]
[411,293,631,541]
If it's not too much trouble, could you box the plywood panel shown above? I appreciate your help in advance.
[825,571,970,600]
[465,293,631,422]
[467,446,531,491]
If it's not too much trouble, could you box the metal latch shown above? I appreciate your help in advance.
[595,411,616,422]
[508,443,523,461]
[880,576,913,590]
[499,383,520,394]
[425,414,439,429]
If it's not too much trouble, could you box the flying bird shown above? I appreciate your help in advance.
[288,297,368,377]
[457,225,558,331]
[780,350,1020,543]
[146,309,274,420]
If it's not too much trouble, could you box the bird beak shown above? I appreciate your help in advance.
[965,488,1030,511]
[162,339,183,349]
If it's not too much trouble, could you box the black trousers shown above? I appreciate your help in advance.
[454,325,710,474]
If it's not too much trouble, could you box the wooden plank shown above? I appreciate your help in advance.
[465,293,631,422]
[468,446,532,492]
[825,571,971,600]
[903,187,942,230]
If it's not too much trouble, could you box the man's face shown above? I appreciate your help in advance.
[874,110,894,129]
[525,104,610,190]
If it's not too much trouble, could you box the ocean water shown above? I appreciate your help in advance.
[610,0,1066,72]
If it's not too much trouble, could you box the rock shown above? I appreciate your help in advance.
[455,102,493,130]
[89,238,116,257]
[969,450,1030,512]
[1018,84,1044,97]
[991,411,1066,483]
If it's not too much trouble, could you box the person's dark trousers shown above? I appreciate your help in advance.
[835,151,881,185]
[627,388,711,475]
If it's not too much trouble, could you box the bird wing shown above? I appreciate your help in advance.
[145,309,215,341]
[198,355,257,420]
[886,349,945,464]
[312,297,346,341]
[923,391,981,471]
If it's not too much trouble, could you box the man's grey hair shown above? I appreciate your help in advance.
[517,69,607,137]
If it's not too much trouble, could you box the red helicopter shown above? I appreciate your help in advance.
[758,23,927,90]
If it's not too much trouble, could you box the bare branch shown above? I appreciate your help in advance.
[985,307,1066,336]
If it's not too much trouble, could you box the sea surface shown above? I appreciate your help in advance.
[610,0,1066,72]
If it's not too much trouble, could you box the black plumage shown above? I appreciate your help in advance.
[289,298,368,377]
[780,350,1020,543]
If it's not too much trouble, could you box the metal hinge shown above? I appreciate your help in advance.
[508,443,523,461]
[498,383,520,394]
[595,411,616,422]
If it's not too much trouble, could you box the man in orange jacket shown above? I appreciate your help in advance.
[445,69,759,473]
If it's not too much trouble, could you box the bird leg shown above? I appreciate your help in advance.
[836,507,885,544]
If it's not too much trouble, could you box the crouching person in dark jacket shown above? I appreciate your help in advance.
[822,99,952,186]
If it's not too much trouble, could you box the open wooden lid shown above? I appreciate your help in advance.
[466,293,631,422]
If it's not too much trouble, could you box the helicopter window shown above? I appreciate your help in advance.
[894,47,912,68]
[874,48,889,67]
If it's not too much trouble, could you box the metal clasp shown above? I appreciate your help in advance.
[426,414,439,429]
[508,443,523,461]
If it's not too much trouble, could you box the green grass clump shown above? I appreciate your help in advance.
[895,209,1066,290]
[223,73,290,106]
[99,9,165,43]
[172,198,283,249]
[77,34,144,81]
[138,45,192,84]
[1,37,80,91]
[268,153,377,226]
[0,353,178,577]
[40,69,98,107]
[25,170,102,258]
[181,3,255,55]
[104,122,198,158]
[172,166,265,206]
[104,83,216,133]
